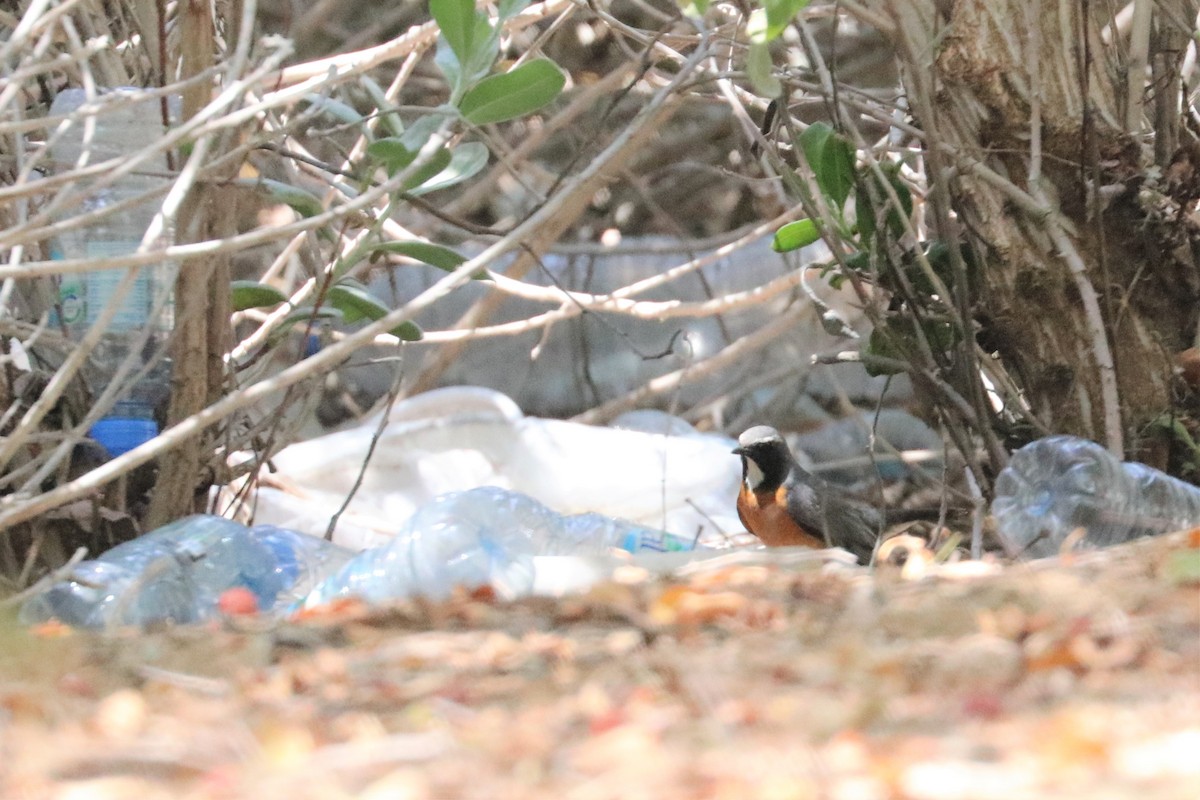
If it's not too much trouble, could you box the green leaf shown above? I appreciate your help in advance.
[327,280,424,341]
[362,239,489,280]
[367,241,468,271]
[397,113,445,153]
[353,240,489,279]
[683,0,711,17]
[855,189,876,241]
[326,280,387,324]
[864,316,958,376]
[366,138,421,180]
[364,113,446,167]
[366,138,410,169]
[764,0,811,41]
[856,163,913,242]
[368,135,449,187]
[798,122,856,209]
[340,240,483,278]
[798,121,832,165]
[403,149,454,191]
[231,281,288,311]
[435,17,499,100]
[430,0,477,69]
[747,8,769,45]
[391,320,424,341]
[366,117,454,189]
[922,240,955,279]
[236,178,325,218]
[772,218,821,252]
[903,239,974,296]
[844,250,871,273]
[460,59,565,125]
[746,41,781,97]
[359,77,405,137]
[435,38,465,96]
[863,328,908,376]
[284,306,342,323]
[409,141,489,195]
[301,93,364,126]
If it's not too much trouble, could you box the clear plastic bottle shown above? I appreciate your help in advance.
[300,487,698,608]
[19,516,354,628]
[991,435,1200,559]
[48,88,179,456]
[559,512,697,553]
[19,492,701,627]
[251,524,356,607]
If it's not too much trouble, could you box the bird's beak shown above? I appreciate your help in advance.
[731,446,744,456]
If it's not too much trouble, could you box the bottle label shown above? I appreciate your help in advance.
[58,275,85,326]
[620,530,695,552]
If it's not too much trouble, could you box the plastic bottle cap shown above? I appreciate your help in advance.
[91,416,159,457]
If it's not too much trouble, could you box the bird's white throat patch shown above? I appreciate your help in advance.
[743,457,765,491]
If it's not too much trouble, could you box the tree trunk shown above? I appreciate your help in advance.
[873,0,1200,459]
[144,0,229,528]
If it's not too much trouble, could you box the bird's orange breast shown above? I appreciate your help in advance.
[736,484,826,549]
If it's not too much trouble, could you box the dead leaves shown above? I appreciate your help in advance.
[649,585,782,629]
[2,532,1198,798]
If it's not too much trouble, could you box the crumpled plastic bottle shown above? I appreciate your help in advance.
[20,516,353,628]
[991,435,1200,559]
[300,486,697,608]
[20,490,699,628]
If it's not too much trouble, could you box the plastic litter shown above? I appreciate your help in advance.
[302,486,697,607]
[793,409,943,484]
[350,236,911,419]
[21,488,702,627]
[19,516,353,628]
[230,387,742,550]
[992,435,1200,559]
[47,88,181,457]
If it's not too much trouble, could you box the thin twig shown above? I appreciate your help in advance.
[0,42,708,530]
[0,545,88,610]
[324,369,405,541]
[1032,186,1125,455]
[573,302,813,425]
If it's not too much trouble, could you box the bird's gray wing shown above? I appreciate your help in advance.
[785,472,882,563]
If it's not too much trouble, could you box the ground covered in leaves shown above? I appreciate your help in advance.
[2,532,1198,800]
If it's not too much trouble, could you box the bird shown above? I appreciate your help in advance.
[733,425,893,564]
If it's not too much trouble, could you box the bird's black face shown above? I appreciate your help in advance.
[734,446,767,491]
[732,426,793,492]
